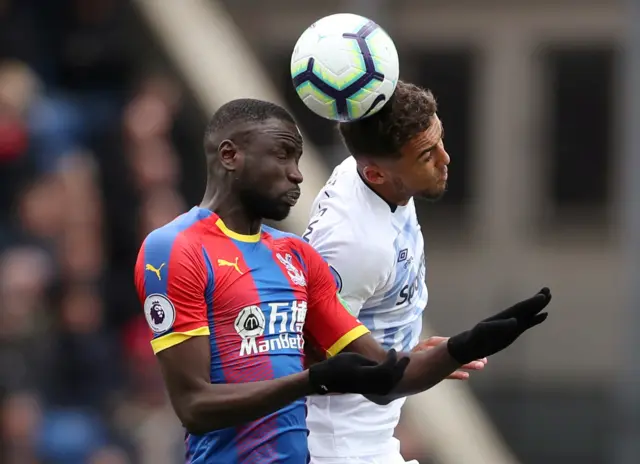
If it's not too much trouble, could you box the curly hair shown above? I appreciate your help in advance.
[338,80,437,159]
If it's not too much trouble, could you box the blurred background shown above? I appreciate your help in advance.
[0,0,635,463]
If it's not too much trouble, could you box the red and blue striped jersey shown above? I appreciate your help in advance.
[134,207,369,464]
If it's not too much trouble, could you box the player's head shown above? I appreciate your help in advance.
[204,98,303,221]
[338,80,449,202]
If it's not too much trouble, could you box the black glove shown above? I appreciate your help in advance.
[309,349,409,395]
[447,287,552,365]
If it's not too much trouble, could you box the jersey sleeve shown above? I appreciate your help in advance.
[305,208,394,317]
[302,243,370,357]
[134,229,209,355]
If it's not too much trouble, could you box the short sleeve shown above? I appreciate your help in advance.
[301,243,370,357]
[305,209,393,317]
[134,229,209,354]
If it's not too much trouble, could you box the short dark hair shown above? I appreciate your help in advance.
[338,81,437,159]
[204,98,296,145]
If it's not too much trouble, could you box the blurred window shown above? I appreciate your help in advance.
[540,45,617,223]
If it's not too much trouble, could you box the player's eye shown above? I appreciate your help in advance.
[271,147,289,159]
[276,145,301,161]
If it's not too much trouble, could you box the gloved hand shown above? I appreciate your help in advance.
[309,349,409,395]
[447,287,552,365]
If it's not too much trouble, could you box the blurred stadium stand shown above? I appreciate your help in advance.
[0,0,633,463]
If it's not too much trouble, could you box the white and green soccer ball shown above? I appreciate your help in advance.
[290,13,399,122]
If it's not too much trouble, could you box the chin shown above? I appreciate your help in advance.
[417,188,446,202]
[242,192,292,221]
[261,204,292,222]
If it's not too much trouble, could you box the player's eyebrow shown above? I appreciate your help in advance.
[282,137,302,150]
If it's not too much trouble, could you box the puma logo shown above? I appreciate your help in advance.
[145,263,165,281]
[218,257,243,275]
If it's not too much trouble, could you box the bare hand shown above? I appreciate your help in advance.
[412,336,487,380]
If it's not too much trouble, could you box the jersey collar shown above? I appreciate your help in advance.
[197,207,262,242]
[214,217,262,242]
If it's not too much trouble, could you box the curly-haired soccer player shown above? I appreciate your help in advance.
[304,81,550,464]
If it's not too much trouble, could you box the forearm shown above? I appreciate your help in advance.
[179,372,314,434]
[366,343,460,404]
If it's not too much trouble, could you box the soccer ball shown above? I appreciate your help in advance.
[290,13,399,122]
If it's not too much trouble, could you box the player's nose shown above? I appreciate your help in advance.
[438,145,450,166]
[288,165,304,184]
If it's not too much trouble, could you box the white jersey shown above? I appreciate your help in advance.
[305,156,428,458]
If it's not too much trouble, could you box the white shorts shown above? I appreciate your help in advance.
[309,451,418,464]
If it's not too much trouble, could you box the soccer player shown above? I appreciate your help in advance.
[134,98,551,464]
[304,80,539,464]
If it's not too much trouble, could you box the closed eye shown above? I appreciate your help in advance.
[275,143,301,158]
[418,149,433,162]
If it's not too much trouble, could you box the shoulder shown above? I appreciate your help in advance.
[135,220,210,299]
[139,209,210,268]
[307,195,396,272]
[310,174,396,245]
[142,223,192,261]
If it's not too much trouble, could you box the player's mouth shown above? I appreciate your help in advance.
[283,189,301,206]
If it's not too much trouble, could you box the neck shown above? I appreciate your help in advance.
[356,165,410,207]
[200,182,262,235]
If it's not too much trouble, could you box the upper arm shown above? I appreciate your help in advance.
[134,231,213,416]
[155,336,213,419]
[302,243,370,358]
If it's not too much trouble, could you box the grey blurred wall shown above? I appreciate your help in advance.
[220,0,624,383]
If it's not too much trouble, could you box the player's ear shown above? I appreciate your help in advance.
[362,164,385,184]
[218,139,241,171]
